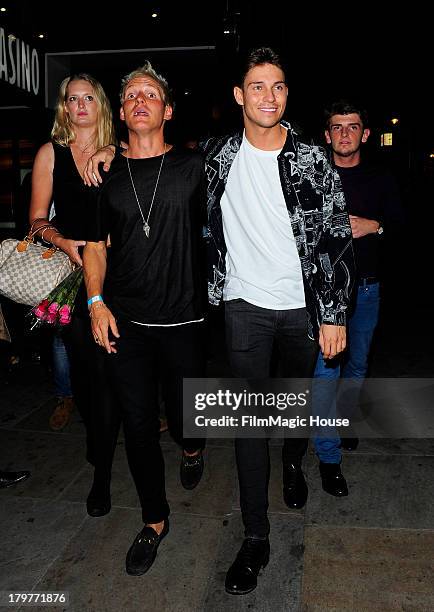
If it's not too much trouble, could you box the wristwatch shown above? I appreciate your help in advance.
[376,224,384,235]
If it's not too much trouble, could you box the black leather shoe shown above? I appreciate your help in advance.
[180,450,204,490]
[283,463,308,509]
[340,437,359,451]
[86,485,111,517]
[319,461,348,497]
[0,470,30,489]
[126,519,169,576]
[225,537,270,595]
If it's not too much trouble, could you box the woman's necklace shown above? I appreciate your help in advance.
[126,145,167,238]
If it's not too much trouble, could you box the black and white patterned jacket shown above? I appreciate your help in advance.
[200,121,355,340]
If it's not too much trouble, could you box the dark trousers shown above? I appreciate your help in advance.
[106,320,205,524]
[64,315,121,475]
[225,300,318,537]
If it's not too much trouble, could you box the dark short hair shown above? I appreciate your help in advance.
[236,47,285,87]
[324,100,369,129]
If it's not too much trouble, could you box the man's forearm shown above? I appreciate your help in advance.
[83,242,107,298]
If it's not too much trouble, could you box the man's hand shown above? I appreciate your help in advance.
[90,302,120,354]
[319,324,346,359]
[349,215,380,239]
[83,145,116,186]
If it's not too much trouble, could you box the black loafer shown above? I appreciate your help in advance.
[225,537,270,595]
[0,470,30,489]
[319,461,348,497]
[180,451,204,490]
[282,463,308,509]
[340,437,359,451]
[126,519,169,576]
[86,485,111,517]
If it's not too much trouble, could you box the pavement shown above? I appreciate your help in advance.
[1,290,433,612]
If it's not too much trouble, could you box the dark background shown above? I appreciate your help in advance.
[0,1,433,227]
[1,1,432,141]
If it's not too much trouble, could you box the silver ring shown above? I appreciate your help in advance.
[92,172,97,181]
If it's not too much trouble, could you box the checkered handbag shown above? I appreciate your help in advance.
[0,235,74,306]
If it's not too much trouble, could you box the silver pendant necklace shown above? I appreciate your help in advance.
[126,144,167,238]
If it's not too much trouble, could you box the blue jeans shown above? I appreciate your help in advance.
[313,282,380,463]
[52,334,72,398]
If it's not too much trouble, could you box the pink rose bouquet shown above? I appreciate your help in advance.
[28,267,83,330]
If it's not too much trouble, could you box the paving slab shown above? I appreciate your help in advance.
[339,438,434,456]
[0,364,53,428]
[31,508,223,612]
[203,512,304,612]
[60,444,236,519]
[0,430,88,501]
[306,438,434,457]
[0,497,86,592]
[301,526,434,612]
[163,445,236,518]
[11,397,87,438]
[305,454,434,530]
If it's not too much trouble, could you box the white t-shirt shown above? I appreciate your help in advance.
[221,133,305,310]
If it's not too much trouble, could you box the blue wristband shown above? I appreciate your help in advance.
[87,294,103,307]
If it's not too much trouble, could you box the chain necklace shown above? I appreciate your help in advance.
[126,144,167,238]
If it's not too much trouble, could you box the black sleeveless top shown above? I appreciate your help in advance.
[52,142,98,241]
[51,142,99,317]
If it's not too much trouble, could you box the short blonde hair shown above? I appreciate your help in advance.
[120,61,173,107]
[51,73,116,149]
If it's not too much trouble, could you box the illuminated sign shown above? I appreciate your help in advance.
[380,133,393,147]
[0,27,40,95]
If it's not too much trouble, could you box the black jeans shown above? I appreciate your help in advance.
[106,320,205,524]
[225,299,318,537]
[63,315,121,472]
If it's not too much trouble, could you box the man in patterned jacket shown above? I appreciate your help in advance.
[201,47,355,595]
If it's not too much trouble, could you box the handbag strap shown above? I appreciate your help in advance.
[16,222,58,254]
[28,220,53,242]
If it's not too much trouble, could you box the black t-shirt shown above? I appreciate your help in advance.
[336,162,403,279]
[94,147,206,324]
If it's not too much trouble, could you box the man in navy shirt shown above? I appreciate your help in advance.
[313,100,403,495]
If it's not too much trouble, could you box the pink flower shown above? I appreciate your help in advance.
[33,299,50,320]
[58,304,72,325]
[45,311,58,324]
[28,268,83,330]
[48,302,60,314]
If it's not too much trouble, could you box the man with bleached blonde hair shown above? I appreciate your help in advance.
[83,62,206,576]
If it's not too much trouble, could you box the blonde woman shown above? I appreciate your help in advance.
[29,74,119,516]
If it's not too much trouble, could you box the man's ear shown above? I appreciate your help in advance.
[324,130,332,144]
[164,104,173,121]
[361,128,370,143]
[233,86,244,107]
[120,106,125,122]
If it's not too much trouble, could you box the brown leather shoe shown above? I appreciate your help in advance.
[49,397,74,431]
